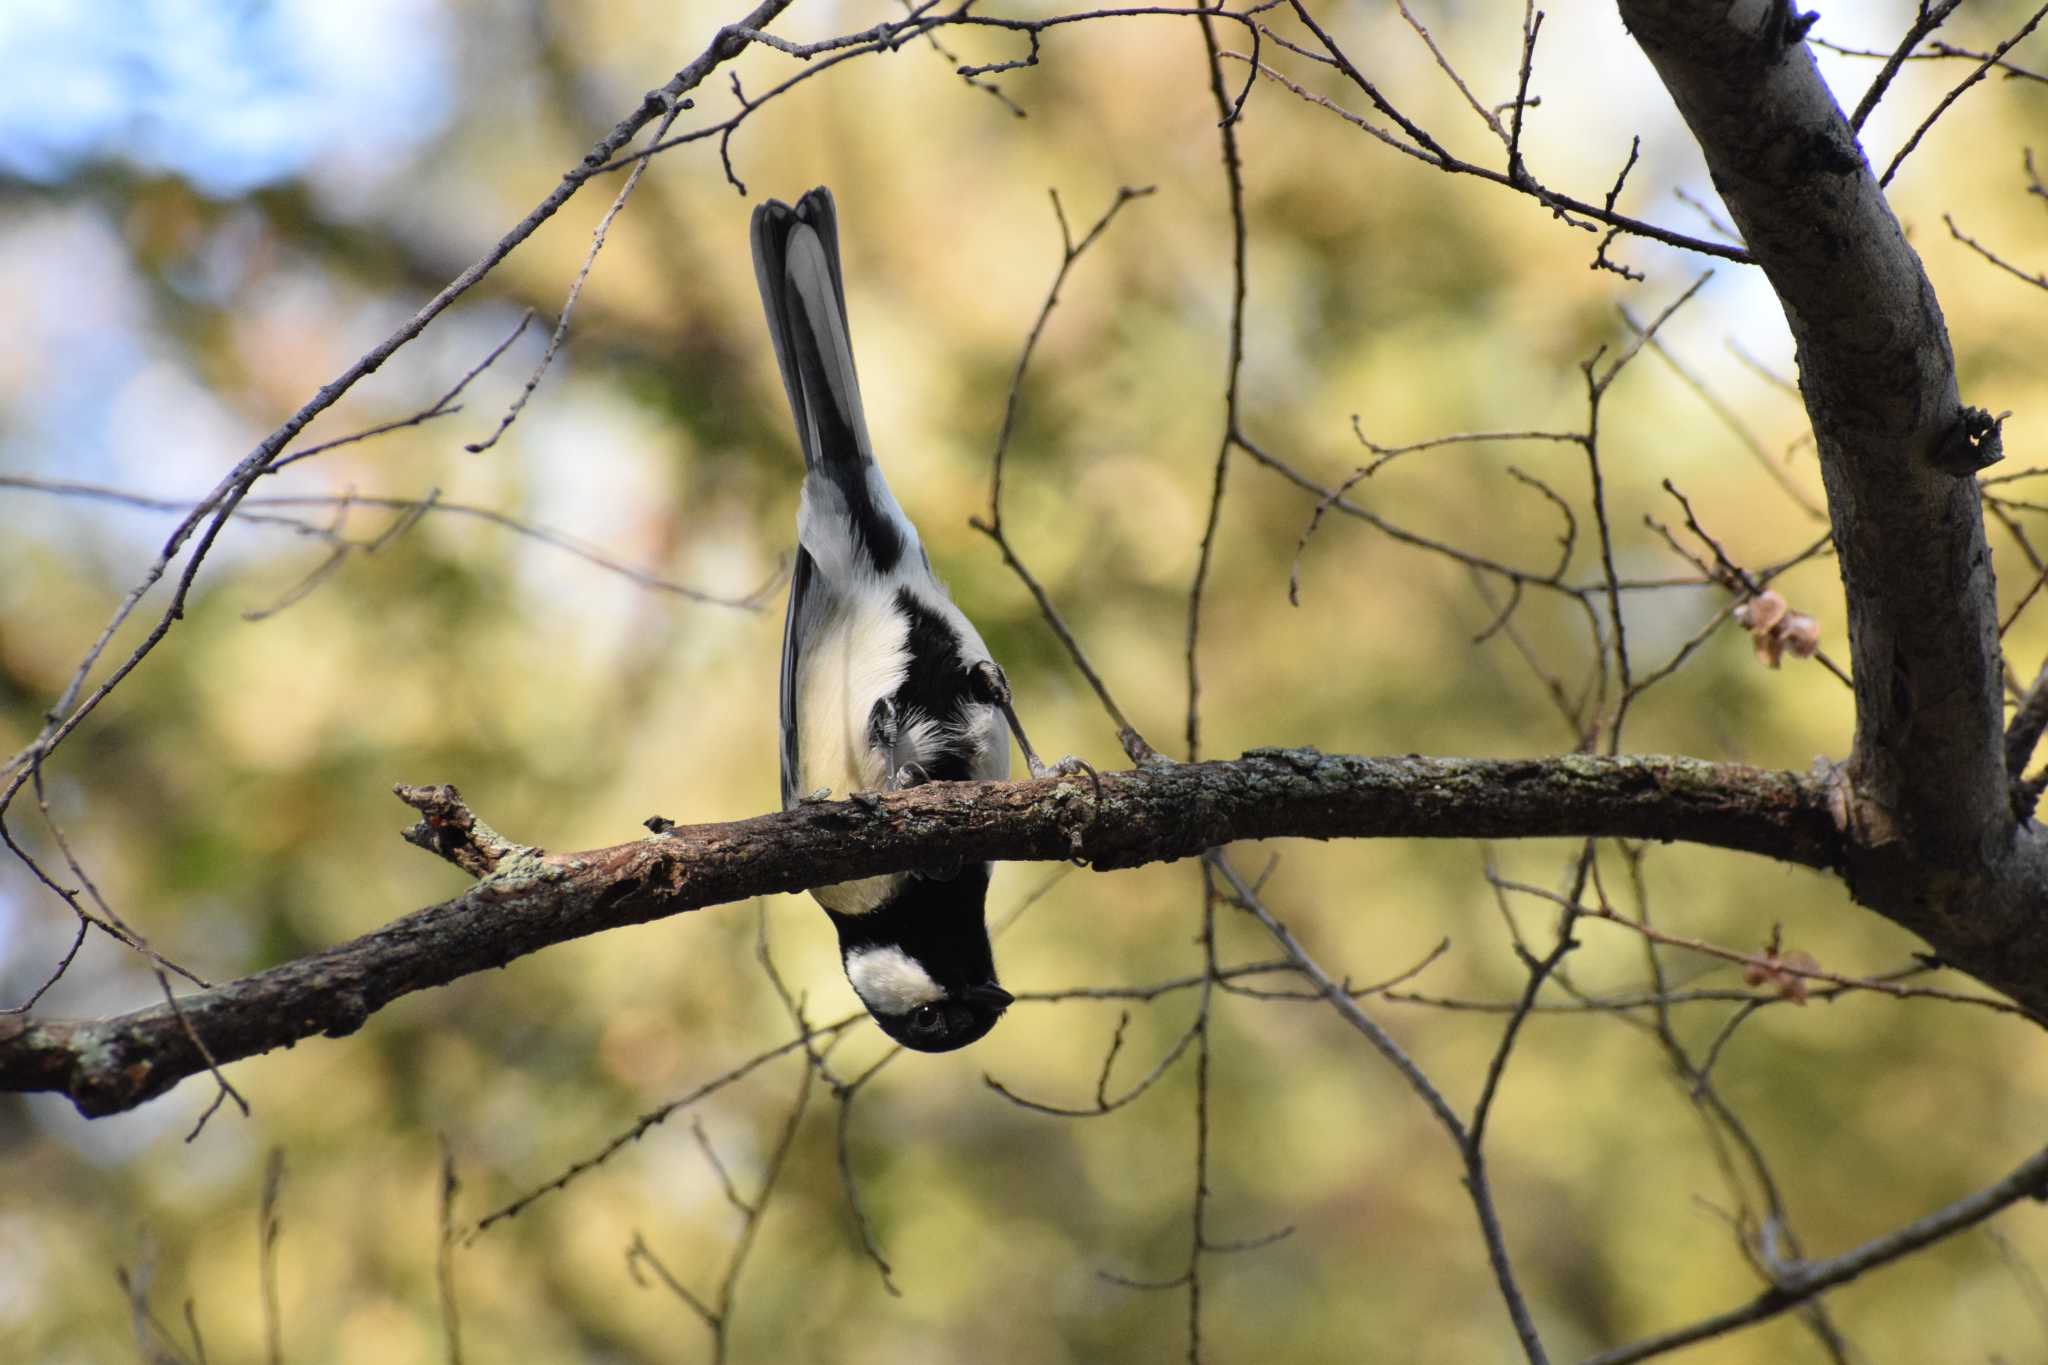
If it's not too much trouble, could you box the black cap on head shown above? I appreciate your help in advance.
[833,869,1009,1052]
[871,982,1013,1053]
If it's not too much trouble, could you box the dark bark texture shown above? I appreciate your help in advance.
[1619,0,2048,1015]
[2,753,1838,1116]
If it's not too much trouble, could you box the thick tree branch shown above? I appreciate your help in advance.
[1,751,1838,1117]
[1617,0,2048,994]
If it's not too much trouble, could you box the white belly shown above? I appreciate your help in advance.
[795,586,906,801]
[795,586,909,916]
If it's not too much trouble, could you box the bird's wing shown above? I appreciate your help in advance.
[778,546,823,810]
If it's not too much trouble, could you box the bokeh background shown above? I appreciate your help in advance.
[4,1,2048,1361]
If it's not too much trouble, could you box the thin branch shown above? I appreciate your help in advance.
[2010,656,2048,771]
[1391,0,1508,144]
[986,184,1154,527]
[616,6,1289,175]
[1847,0,1964,133]
[631,1062,815,1359]
[1812,33,2048,86]
[1211,854,1549,1363]
[466,129,671,454]
[985,1008,1202,1117]
[1185,0,1252,765]
[0,477,782,610]
[1348,422,1581,478]
[970,182,1162,766]
[1651,481,1853,688]
[1615,305,1826,519]
[1238,432,1598,601]
[259,1149,284,1365]
[1880,2,2048,188]
[115,1240,197,1365]
[1946,210,2048,291]
[1506,5,1544,187]
[471,1017,854,1235]
[438,1138,465,1365]
[626,1234,719,1327]
[267,309,537,473]
[1468,847,1590,1148]
[1591,136,1647,281]
[831,1051,904,1297]
[1235,11,1752,264]
[1536,891,2036,1021]
[1585,1141,2048,1364]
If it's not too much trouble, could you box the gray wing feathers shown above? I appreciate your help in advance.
[778,548,823,810]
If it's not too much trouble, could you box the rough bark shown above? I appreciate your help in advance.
[1618,0,2048,1006]
[1,751,1838,1116]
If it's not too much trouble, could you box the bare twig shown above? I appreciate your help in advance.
[1880,2,2048,188]
[1212,854,1550,1363]
[986,185,1155,526]
[1585,1141,2048,1364]
[268,310,537,473]
[1185,0,1252,767]
[1650,480,1852,687]
[1239,4,1751,263]
[0,477,781,610]
[466,123,673,454]
[1615,304,1826,519]
[437,1139,464,1365]
[1812,32,2048,87]
[1946,210,2048,291]
[970,182,1163,766]
[1507,3,1543,185]
[985,1008,1202,1117]
[626,1234,718,1326]
[630,1063,815,1359]
[832,1051,904,1297]
[1527,888,2037,1021]
[470,1017,854,1236]
[259,1150,284,1365]
[1847,0,1965,133]
[1391,0,1509,144]
[1592,136,1647,280]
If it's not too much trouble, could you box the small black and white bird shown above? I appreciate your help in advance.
[751,186,1066,1053]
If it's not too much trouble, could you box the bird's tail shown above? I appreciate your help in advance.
[751,187,915,577]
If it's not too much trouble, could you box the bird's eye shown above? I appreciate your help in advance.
[910,1003,944,1033]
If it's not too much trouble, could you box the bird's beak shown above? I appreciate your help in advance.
[968,982,1014,1012]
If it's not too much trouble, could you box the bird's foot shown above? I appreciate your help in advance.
[1031,753,1102,808]
[1028,753,1091,781]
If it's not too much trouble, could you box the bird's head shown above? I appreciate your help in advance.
[831,870,1011,1052]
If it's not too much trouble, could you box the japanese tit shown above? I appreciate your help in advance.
[751,187,1061,1053]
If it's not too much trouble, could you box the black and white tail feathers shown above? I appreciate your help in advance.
[749,188,916,580]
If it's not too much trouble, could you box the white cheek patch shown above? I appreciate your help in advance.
[844,946,946,1015]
